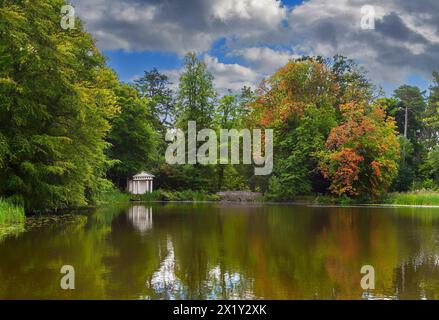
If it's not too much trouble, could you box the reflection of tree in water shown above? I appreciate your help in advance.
[128,206,153,232]
[4,203,439,299]
[146,237,186,299]
[391,253,439,299]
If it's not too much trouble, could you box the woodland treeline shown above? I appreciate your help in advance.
[1,0,439,211]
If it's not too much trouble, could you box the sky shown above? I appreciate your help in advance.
[70,0,439,96]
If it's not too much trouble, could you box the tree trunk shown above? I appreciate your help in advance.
[404,106,408,138]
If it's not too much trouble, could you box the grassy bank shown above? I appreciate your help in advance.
[312,191,439,206]
[94,188,131,205]
[383,191,439,206]
[0,199,25,224]
[95,188,439,207]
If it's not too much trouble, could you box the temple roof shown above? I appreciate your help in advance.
[132,171,155,180]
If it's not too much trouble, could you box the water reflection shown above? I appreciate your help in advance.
[1,204,439,299]
[128,206,153,232]
[146,237,186,299]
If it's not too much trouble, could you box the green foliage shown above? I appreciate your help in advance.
[386,191,439,206]
[319,101,400,197]
[134,68,175,129]
[392,85,427,139]
[424,71,439,148]
[252,58,368,200]
[391,136,415,191]
[0,198,25,224]
[176,52,216,130]
[425,145,439,185]
[93,188,131,206]
[106,84,158,188]
[0,0,437,210]
[0,0,119,211]
[138,190,219,202]
[267,103,337,200]
[157,53,219,192]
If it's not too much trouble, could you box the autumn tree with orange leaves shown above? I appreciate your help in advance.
[249,59,339,198]
[249,57,399,199]
[318,101,400,197]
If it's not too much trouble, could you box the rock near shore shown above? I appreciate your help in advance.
[216,191,263,202]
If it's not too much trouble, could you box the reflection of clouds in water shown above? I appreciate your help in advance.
[128,206,153,232]
[144,239,255,299]
[146,238,186,299]
[411,252,439,268]
[362,292,397,300]
[205,266,255,299]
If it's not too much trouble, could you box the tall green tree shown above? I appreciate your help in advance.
[425,72,439,148]
[106,84,157,189]
[214,90,252,191]
[176,53,217,130]
[387,86,427,190]
[392,85,426,140]
[421,72,439,187]
[158,53,218,191]
[134,68,175,129]
[0,0,119,210]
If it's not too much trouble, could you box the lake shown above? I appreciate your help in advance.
[1,203,439,299]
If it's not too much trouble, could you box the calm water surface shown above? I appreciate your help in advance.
[1,203,439,299]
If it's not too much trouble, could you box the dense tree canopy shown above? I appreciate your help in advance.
[319,101,399,197]
[1,0,438,212]
[248,58,400,199]
[0,0,120,210]
[106,84,157,189]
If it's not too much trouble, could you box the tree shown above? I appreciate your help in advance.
[176,52,217,130]
[214,90,253,191]
[0,0,119,210]
[158,53,219,192]
[319,101,400,197]
[296,55,378,105]
[392,85,426,140]
[425,72,439,148]
[383,87,427,190]
[106,84,157,189]
[134,68,175,129]
[250,59,340,199]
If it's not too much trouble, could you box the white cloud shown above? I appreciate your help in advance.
[203,54,260,92]
[284,0,439,83]
[162,55,262,93]
[71,0,287,53]
[228,47,298,74]
[70,0,439,90]
[212,0,287,28]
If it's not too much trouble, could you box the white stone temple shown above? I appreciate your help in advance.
[127,171,154,194]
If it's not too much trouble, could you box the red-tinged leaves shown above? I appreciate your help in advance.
[320,102,400,197]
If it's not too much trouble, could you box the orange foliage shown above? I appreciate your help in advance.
[249,60,338,128]
[320,101,400,197]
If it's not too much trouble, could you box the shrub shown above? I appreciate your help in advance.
[0,198,25,224]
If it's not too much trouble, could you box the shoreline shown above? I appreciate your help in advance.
[121,199,439,209]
